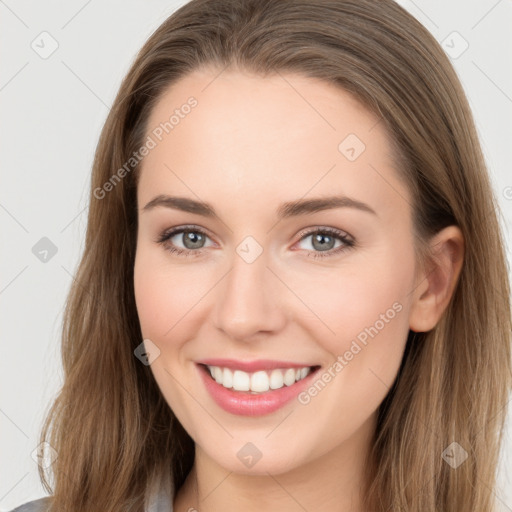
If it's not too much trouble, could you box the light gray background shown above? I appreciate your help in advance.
[1,0,511,510]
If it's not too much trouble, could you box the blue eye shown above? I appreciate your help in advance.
[156,225,355,259]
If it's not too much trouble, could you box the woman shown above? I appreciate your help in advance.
[11,0,511,510]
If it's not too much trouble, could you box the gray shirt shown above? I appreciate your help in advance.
[8,470,175,512]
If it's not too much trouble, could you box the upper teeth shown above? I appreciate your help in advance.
[206,366,312,393]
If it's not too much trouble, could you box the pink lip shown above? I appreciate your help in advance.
[195,358,316,372]
[196,363,320,416]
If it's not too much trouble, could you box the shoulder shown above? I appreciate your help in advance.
[8,496,51,512]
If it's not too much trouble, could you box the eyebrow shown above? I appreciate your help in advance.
[142,194,377,218]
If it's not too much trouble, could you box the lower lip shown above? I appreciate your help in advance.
[197,364,319,416]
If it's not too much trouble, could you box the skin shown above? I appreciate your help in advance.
[133,67,464,512]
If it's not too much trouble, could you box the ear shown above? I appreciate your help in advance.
[409,226,465,333]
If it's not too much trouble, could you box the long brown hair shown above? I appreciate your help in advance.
[38,1,511,510]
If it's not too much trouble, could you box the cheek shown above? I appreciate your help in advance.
[133,248,205,418]
[295,268,412,448]
[133,247,202,342]
[300,245,414,370]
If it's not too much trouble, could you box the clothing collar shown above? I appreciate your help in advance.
[145,468,174,512]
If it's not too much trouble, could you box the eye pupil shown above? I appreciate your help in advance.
[184,231,205,249]
[312,233,335,251]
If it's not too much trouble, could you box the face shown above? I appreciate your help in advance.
[134,67,418,475]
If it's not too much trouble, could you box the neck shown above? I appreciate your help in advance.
[173,413,376,512]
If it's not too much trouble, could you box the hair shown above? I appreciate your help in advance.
[36,0,511,510]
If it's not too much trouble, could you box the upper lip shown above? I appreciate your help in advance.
[196,358,319,372]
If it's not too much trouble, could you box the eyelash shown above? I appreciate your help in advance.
[155,225,355,259]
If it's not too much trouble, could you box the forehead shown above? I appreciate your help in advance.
[137,68,410,222]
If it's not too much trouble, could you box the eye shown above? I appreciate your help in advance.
[155,225,214,257]
[156,225,355,259]
[294,227,355,259]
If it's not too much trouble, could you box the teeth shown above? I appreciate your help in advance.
[251,371,269,392]
[223,367,233,388]
[233,370,250,391]
[206,365,313,393]
[269,369,284,389]
[283,368,296,386]
[213,366,223,383]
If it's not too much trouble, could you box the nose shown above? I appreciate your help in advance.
[213,247,287,342]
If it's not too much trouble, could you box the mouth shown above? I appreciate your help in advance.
[198,363,321,394]
[196,361,322,416]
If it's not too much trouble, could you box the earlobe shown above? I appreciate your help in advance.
[409,226,465,333]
